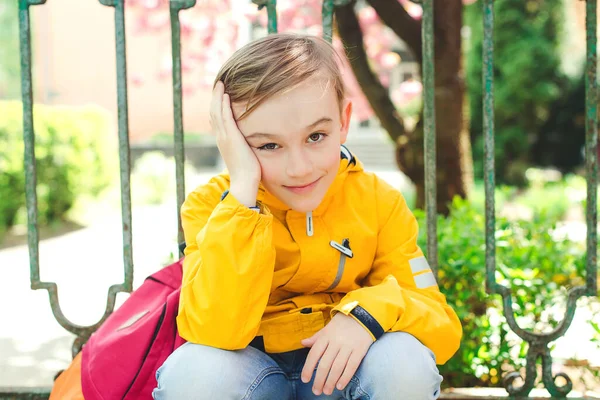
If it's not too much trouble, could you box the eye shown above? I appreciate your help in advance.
[258,143,279,151]
[308,132,326,143]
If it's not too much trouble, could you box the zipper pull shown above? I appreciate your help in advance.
[306,212,314,237]
[330,238,353,258]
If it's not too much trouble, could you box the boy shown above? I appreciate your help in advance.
[153,33,462,400]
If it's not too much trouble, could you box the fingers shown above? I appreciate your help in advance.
[301,331,320,348]
[323,347,352,395]
[221,93,241,136]
[209,82,261,186]
[212,82,242,140]
[336,351,364,391]
[301,339,328,384]
[210,81,224,120]
[312,345,340,395]
[210,81,226,136]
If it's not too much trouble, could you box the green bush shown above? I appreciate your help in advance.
[416,197,595,388]
[465,0,567,184]
[0,101,115,232]
[132,152,178,205]
[0,0,19,99]
[515,182,571,221]
[131,151,199,206]
[469,173,586,223]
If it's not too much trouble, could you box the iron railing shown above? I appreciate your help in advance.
[2,0,598,398]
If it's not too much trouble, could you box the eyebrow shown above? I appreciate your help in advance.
[245,117,333,140]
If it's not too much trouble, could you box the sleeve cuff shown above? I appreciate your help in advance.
[334,302,385,341]
[221,189,269,215]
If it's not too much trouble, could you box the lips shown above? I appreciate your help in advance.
[284,177,322,194]
[287,180,318,189]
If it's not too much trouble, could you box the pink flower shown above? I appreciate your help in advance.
[358,7,378,25]
[130,74,145,87]
[380,52,401,69]
[141,0,161,10]
[391,80,422,105]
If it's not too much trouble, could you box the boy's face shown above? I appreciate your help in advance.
[232,76,352,212]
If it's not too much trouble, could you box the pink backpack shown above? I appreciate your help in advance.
[81,259,187,399]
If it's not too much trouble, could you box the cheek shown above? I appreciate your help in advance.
[319,146,341,171]
[256,155,280,183]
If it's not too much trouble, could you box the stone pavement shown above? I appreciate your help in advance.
[1,168,598,389]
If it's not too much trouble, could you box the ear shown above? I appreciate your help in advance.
[339,100,352,144]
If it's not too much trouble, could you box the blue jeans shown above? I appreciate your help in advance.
[152,332,442,400]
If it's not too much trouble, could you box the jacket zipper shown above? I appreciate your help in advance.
[325,238,351,291]
[306,212,314,236]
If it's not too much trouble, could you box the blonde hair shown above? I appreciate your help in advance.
[215,33,345,119]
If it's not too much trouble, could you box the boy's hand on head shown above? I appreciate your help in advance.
[300,312,374,396]
[211,81,261,207]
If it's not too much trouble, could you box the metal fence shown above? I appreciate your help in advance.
[3,0,598,398]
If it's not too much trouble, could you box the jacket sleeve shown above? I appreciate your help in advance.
[332,179,462,365]
[176,188,276,349]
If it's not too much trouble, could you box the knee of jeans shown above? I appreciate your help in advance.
[152,342,288,400]
[153,343,222,399]
[357,332,442,398]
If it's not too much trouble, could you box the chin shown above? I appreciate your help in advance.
[285,196,323,213]
[290,203,316,213]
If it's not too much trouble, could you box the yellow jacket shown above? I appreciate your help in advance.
[177,147,462,364]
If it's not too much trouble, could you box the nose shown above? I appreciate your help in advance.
[286,147,314,179]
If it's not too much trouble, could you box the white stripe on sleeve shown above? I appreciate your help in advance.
[409,256,431,274]
[414,271,438,289]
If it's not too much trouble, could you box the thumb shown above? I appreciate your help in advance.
[301,333,319,347]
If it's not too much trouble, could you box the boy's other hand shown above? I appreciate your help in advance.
[300,312,374,396]
[211,81,261,207]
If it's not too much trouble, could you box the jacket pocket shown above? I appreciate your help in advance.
[288,293,334,310]
[258,310,325,353]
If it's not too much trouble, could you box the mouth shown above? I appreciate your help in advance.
[284,177,322,193]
